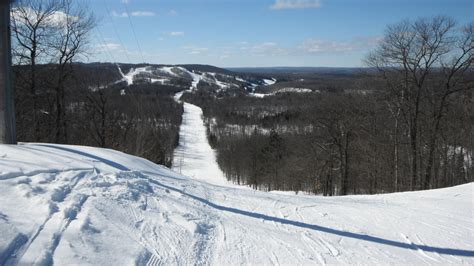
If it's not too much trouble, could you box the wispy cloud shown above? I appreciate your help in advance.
[270,0,322,10]
[298,36,382,53]
[236,36,381,57]
[131,11,155,17]
[298,39,355,53]
[12,7,77,26]
[219,54,231,60]
[112,10,155,17]
[183,45,209,55]
[250,42,287,56]
[169,9,178,16]
[169,31,184,36]
[96,42,121,52]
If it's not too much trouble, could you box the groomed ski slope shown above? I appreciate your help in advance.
[0,143,473,265]
[172,102,229,187]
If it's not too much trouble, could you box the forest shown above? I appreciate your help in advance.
[182,16,474,195]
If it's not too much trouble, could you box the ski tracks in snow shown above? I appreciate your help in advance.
[1,143,473,265]
[8,170,93,265]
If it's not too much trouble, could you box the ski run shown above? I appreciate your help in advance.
[0,73,473,265]
[0,141,472,265]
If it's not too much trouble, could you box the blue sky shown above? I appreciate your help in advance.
[89,0,473,67]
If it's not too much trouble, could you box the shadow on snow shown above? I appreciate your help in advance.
[29,144,474,257]
[149,178,474,257]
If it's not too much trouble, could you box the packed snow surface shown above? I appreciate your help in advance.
[0,143,473,265]
[118,66,153,86]
[172,103,228,187]
[263,78,276,85]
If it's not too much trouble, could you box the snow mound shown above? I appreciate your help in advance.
[0,143,473,265]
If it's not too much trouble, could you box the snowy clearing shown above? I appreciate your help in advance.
[172,102,229,187]
[0,143,473,265]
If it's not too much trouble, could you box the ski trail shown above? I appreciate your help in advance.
[14,170,92,265]
[400,233,439,262]
[301,232,327,265]
[171,102,228,186]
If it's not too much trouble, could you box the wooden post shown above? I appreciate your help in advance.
[0,0,15,144]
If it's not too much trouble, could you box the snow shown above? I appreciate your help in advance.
[263,78,276,85]
[249,92,267,98]
[187,70,203,90]
[158,66,179,76]
[249,87,312,98]
[172,103,229,187]
[117,66,175,86]
[150,78,167,84]
[206,73,231,90]
[118,66,153,86]
[115,64,271,93]
[277,87,312,93]
[0,143,473,265]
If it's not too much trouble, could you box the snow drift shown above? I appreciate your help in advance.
[0,143,473,265]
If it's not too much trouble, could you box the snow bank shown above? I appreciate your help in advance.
[0,143,473,265]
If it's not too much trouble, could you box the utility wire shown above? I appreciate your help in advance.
[101,0,131,63]
[123,2,146,63]
[95,27,116,63]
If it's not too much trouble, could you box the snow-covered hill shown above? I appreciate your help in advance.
[116,64,272,93]
[0,143,473,265]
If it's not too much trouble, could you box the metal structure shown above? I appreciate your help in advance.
[0,0,15,144]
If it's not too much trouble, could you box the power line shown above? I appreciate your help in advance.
[101,0,131,63]
[122,2,146,63]
[95,27,116,63]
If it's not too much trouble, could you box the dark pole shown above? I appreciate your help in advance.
[0,0,15,144]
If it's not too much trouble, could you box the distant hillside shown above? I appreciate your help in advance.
[227,67,368,75]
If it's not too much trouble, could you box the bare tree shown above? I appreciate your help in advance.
[366,16,473,190]
[11,0,95,143]
[11,0,61,140]
[49,0,95,143]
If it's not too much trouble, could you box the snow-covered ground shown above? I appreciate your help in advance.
[0,143,473,265]
[172,102,229,187]
[249,87,313,98]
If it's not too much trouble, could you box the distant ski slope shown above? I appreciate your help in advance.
[0,143,473,265]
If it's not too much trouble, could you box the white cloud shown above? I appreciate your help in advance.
[111,10,128,17]
[121,0,130,4]
[270,0,322,10]
[112,10,155,17]
[169,9,178,16]
[12,7,77,27]
[169,31,184,36]
[96,43,121,52]
[298,36,382,54]
[235,36,381,57]
[183,45,208,55]
[299,39,355,53]
[248,42,288,56]
[131,11,155,17]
